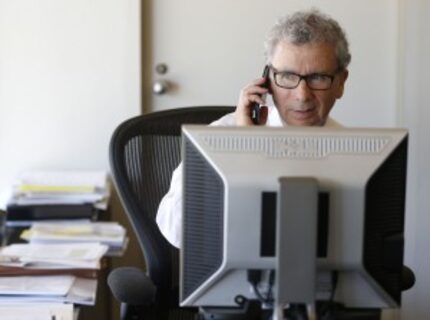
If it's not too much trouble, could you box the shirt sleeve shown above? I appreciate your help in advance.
[155,111,236,248]
[156,163,183,248]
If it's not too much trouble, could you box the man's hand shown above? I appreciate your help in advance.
[235,77,269,126]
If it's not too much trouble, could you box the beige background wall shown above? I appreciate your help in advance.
[0,0,141,203]
[0,1,429,319]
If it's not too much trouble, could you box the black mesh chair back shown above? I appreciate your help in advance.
[109,106,234,312]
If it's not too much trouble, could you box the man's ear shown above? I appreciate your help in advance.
[335,69,349,99]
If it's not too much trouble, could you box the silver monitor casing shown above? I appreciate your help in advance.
[180,125,408,309]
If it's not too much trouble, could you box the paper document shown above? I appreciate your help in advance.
[0,277,97,305]
[0,275,75,296]
[17,170,107,190]
[0,243,108,269]
[21,221,129,256]
[22,221,126,246]
[8,170,110,208]
[0,303,73,320]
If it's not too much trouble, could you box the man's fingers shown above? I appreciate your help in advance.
[248,94,266,107]
[243,80,269,94]
[235,76,270,126]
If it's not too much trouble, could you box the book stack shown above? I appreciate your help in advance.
[6,170,110,226]
[0,242,107,305]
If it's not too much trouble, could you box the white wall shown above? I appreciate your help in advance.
[0,0,141,205]
[401,1,430,319]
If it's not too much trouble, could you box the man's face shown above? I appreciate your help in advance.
[269,41,348,126]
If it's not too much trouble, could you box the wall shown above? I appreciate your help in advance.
[401,0,430,319]
[0,0,141,205]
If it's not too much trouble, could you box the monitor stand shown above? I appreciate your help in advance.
[269,177,318,320]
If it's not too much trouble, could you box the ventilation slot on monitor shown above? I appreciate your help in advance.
[182,138,224,300]
[202,134,390,159]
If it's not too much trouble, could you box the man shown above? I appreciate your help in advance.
[157,9,350,248]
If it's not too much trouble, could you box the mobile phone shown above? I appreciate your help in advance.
[251,65,270,125]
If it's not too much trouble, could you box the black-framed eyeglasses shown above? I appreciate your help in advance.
[270,66,341,91]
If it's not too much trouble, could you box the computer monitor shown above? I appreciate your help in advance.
[179,125,408,311]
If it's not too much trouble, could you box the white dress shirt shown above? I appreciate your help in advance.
[156,106,341,248]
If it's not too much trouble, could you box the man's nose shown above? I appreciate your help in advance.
[294,79,313,101]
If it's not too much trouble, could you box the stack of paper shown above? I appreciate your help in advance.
[0,243,108,269]
[21,221,128,256]
[6,170,111,226]
[0,275,97,306]
[0,275,75,296]
[0,302,74,320]
[0,243,106,305]
[8,170,110,210]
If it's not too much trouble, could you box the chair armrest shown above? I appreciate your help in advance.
[402,265,415,291]
[108,266,156,305]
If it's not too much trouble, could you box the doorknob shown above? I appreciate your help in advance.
[152,80,170,95]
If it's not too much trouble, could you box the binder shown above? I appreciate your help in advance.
[6,203,98,222]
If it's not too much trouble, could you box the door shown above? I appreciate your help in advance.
[145,0,402,128]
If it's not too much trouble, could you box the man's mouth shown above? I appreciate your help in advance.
[291,108,316,119]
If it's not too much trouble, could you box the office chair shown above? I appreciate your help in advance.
[108,106,235,320]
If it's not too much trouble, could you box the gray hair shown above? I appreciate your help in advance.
[264,9,351,70]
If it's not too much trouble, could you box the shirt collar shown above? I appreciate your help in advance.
[267,105,342,128]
